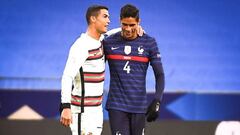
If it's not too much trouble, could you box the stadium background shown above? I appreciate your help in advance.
[0,0,240,134]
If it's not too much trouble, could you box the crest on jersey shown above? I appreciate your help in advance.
[138,46,144,55]
[124,45,131,55]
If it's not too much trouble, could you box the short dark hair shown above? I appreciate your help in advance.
[120,4,139,21]
[86,5,108,25]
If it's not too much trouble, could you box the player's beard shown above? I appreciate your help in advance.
[122,29,137,40]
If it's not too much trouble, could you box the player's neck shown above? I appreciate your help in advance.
[86,26,101,40]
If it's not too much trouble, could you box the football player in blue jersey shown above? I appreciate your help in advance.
[103,4,165,135]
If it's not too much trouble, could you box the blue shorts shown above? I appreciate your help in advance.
[108,109,145,135]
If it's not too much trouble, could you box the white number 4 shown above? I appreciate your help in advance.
[123,61,131,73]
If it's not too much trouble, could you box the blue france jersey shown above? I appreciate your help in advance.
[104,32,163,113]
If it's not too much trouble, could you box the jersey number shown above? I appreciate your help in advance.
[123,61,131,73]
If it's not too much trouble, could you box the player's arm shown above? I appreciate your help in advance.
[146,38,165,122]
[60,39,88,126]
[104,28,121,37]
[151,59,165,101]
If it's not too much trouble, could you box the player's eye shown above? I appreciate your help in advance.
[122,23,128,26]
[103,14,109,18]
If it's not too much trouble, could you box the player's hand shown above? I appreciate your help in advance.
[60,108,72,127]
[137,25,145,36]
[146,99,160,122]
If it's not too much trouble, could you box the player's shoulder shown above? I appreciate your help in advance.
[138,34,157,47]
[141,33,156,42]
[104,32,121,42]
[70,33,89,51]
[73,33,86,44]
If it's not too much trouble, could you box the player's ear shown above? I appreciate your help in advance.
[119,17,121,24]
[138,18,141,25]
[90,16,96,23]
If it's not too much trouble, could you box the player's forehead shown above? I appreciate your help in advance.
[121,17,138,24]
[98,9,109,17]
